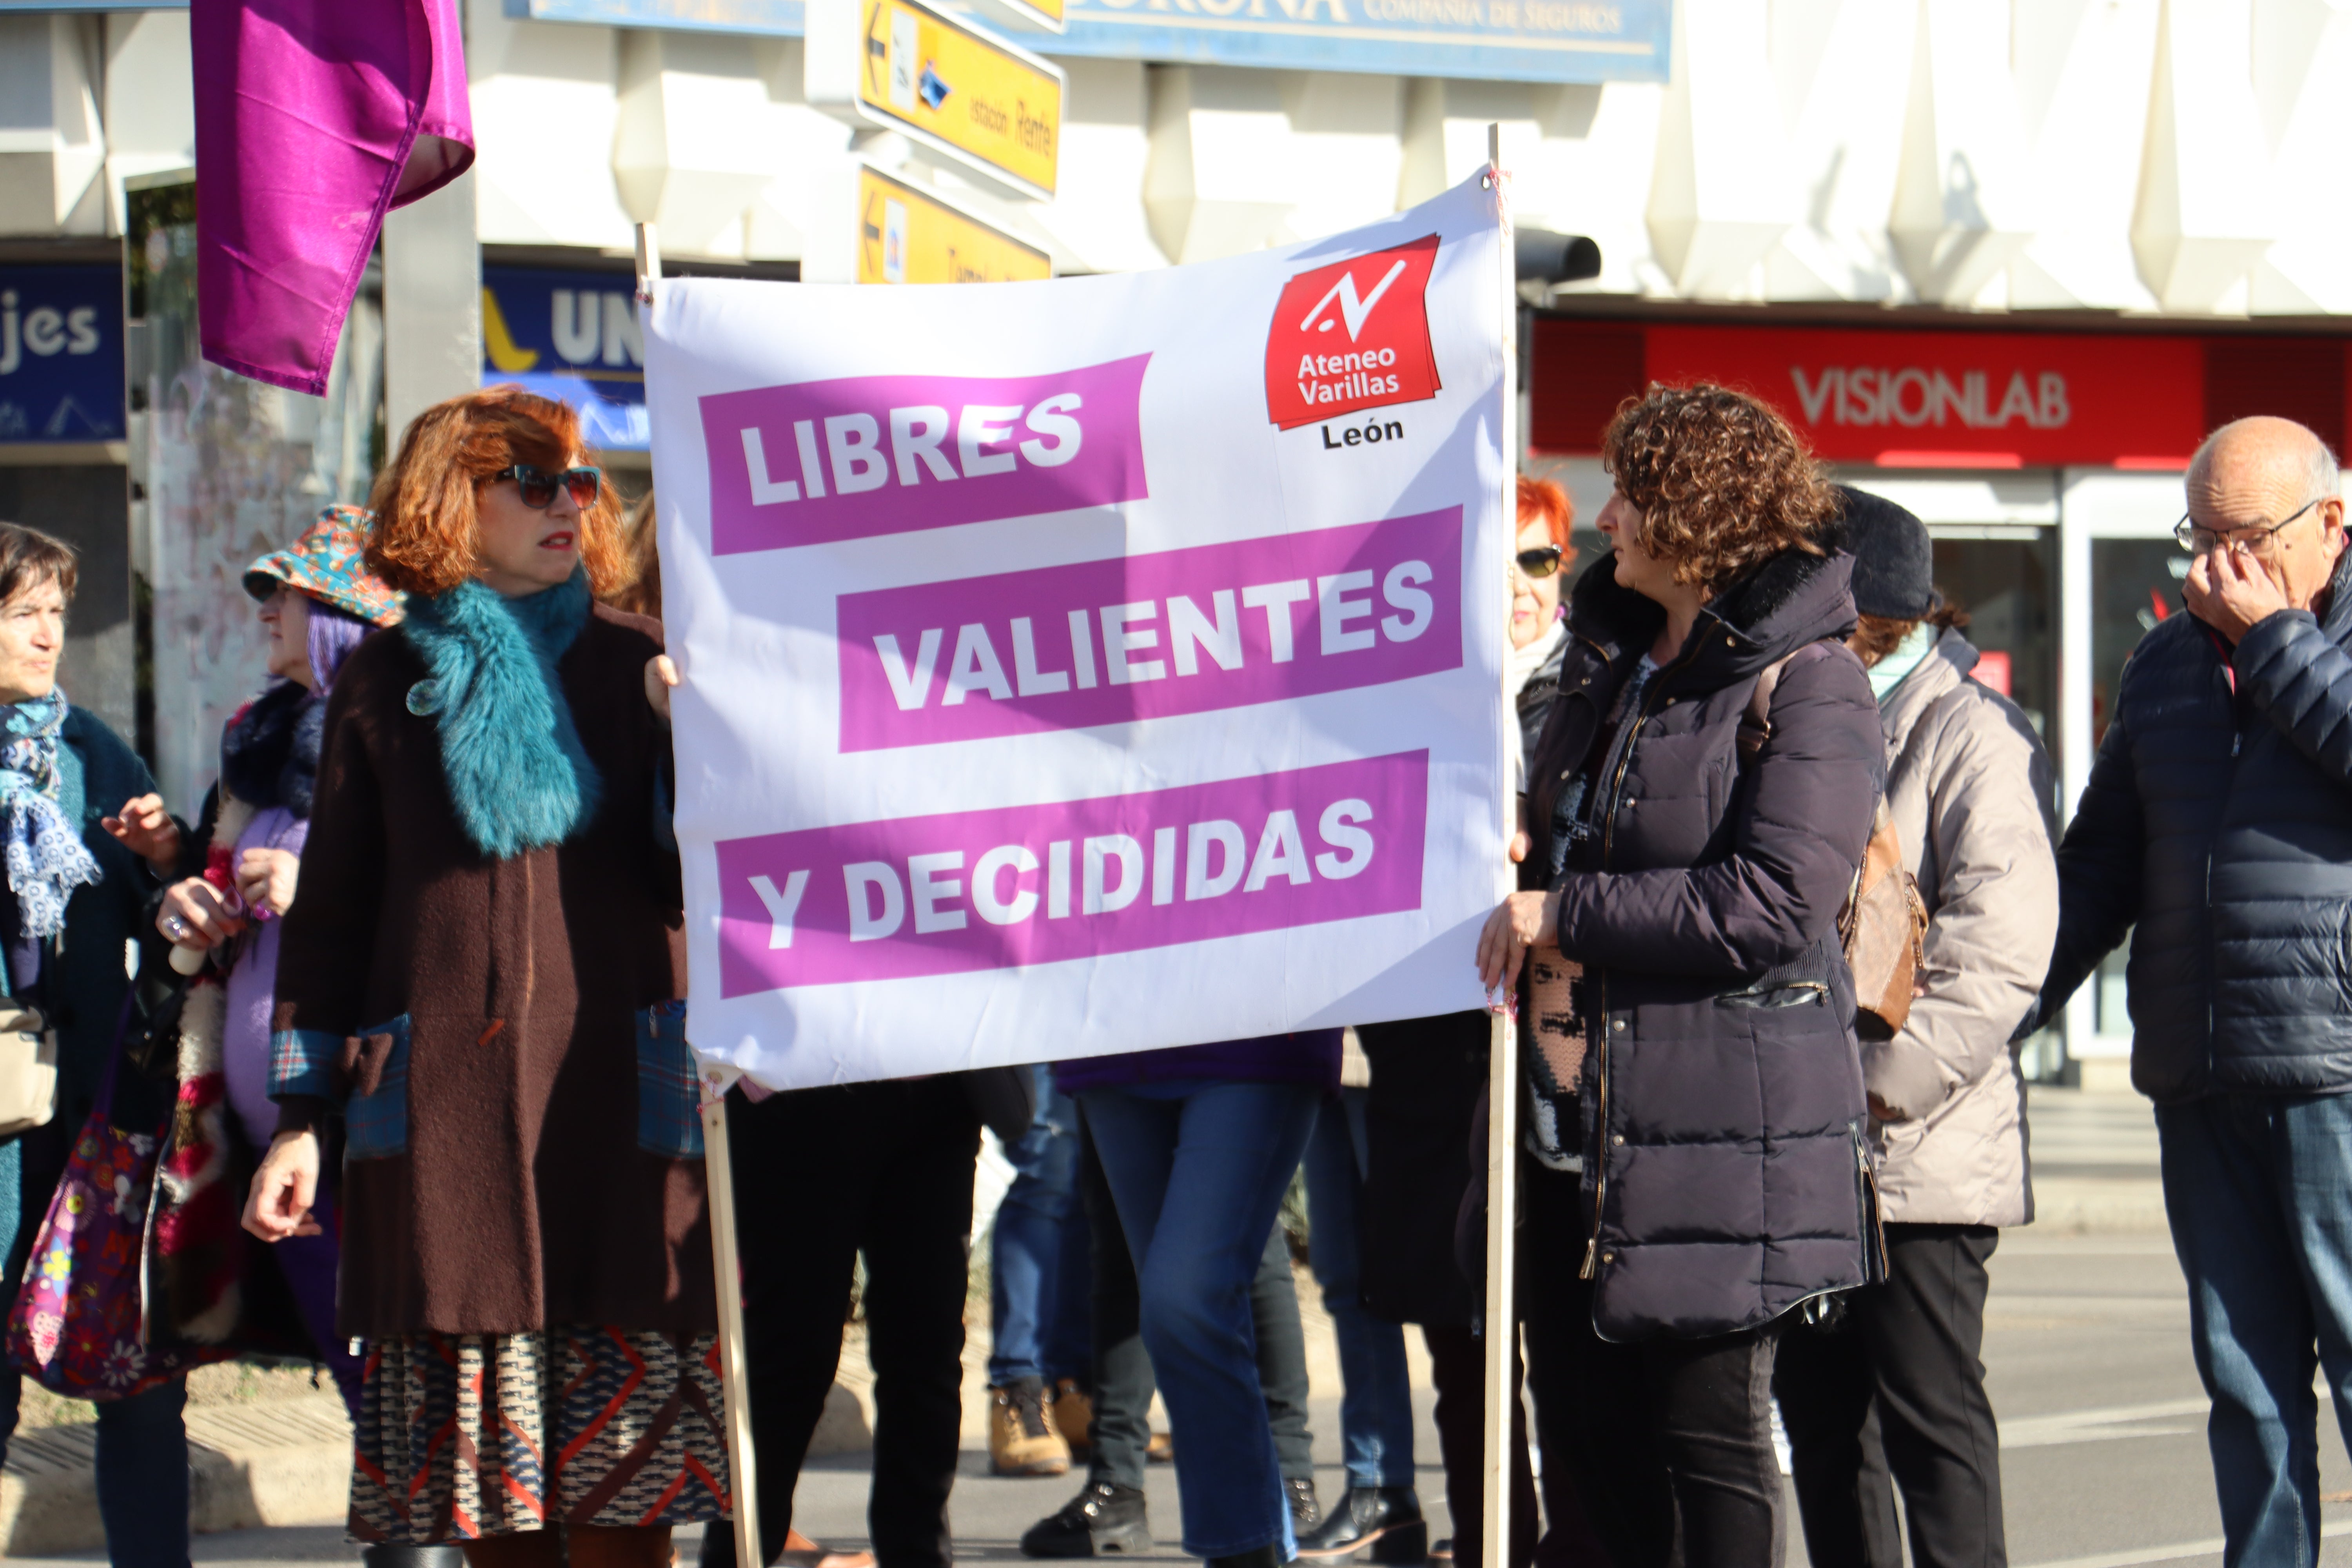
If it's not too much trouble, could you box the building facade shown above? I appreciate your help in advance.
[4,0,2350,1074]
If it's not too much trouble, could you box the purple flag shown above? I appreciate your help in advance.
[192,0,474,395]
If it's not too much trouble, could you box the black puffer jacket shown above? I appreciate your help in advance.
[1526,546,1882,1342]
[2040,553,2352,1103]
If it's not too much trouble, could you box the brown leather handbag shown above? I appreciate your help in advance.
[1739,644,1928,1036]
[1840,797,1929,1034]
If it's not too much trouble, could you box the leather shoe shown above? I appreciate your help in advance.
[991,1376,1073,1476]
[362,1550,466,1568]
[1207,1547,1283,1568]
[1021,1480,1152,1557]
[1295,1486,1428,1562]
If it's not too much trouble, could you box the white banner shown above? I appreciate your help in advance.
[645,172,1514,1090]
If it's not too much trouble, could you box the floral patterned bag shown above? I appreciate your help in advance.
[4,1028,231,1399]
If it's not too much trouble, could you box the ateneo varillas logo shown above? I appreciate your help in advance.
[1264,235,1442,431]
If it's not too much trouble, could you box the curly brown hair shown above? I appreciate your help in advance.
[365,386,626,600]
[1601,383,1837,597]
[1851,603,1971,667]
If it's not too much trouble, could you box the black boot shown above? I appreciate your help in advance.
[1208,1548,1284,1568]
[1020,1480,1152,1557]
[363,1550,469,1568]
[1286,1477,1322,1534]
[1295,1486,1429,1562]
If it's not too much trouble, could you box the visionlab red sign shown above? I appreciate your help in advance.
[1557,324,2209,469]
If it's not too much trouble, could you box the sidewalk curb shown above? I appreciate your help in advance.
[2,1397,350,1556]
[0,1384,875,1557]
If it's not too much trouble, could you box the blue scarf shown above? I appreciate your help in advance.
[0,691,101,939]
[400,570,603,859]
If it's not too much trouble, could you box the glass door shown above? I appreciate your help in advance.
[1926,526,2058,760]
[2057,471,2191,1081]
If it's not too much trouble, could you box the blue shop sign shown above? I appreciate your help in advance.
[0,266,124,444]
[481,266,650,452]
[1054,0,1666,83]
[505,0,805,31]
[503,0,1668,83]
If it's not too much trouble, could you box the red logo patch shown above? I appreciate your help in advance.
[1264,234,1442,431]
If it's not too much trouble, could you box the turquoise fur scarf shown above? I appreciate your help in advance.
[401,570,603,859]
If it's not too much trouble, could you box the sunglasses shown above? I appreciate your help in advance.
[489,465,603,510]
[1514,545,1564,580]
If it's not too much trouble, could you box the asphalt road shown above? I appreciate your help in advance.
[773,1230,2352,1568]
[22,1092,2352,1568]
[117,1227,2352,1568]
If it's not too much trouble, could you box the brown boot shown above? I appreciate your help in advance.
[1050,1378,1094,1461]
[989,1375,1072,1477]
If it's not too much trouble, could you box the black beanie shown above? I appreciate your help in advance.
[1835,485,1935,621]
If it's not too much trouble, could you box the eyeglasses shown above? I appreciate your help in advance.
[1513,545,1564,580]
[488,465,603,511]
[2174,496,2326,556]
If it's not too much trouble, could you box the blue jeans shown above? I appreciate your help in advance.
[991,1067,1093,1386]
[0,1374,191,1568]
[1080,1078,1322,1559]
[2157,1093,2352,1568]
[1302,1086,1417,1488]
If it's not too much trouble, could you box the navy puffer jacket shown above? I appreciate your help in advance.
[2040,552,2352,1103]
[1526,545,1883,1342]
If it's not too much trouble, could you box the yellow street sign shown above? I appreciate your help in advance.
[815,0,1062,202]
[857,166,1052,285]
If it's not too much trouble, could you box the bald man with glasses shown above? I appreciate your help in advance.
[2033,415,2352,1567]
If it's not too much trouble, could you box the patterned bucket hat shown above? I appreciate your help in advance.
[243,505,405,626]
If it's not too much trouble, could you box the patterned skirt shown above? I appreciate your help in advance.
[348,1325,731,1543]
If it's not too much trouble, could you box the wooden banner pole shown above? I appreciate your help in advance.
[701,1076,766,1568]
[1481,1010,1522,1568]
[1479,123,1524,1568]
[642,216,765,1568]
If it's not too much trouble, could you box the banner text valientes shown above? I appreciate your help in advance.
[645,172,1515,1091]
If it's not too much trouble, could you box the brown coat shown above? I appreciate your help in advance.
[273,604,713,1339]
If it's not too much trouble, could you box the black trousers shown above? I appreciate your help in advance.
[1522,1160,1788,1568]
[1075,1112,1314,1490]
[1424,1321,1539,1568]
[1775,1222,2006,1568]
[700,1078,982,1568]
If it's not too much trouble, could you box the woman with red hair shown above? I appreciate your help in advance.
[243,387,722,1568]
[1510,474,1576,763]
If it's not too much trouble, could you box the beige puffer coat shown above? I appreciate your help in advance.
[1867,627,2058,1227]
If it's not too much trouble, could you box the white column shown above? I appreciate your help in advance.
[0,14,107,236]
[383,170,483,443]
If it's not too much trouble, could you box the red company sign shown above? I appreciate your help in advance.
[1639,326,2205,468]
[1265,235,1442,431]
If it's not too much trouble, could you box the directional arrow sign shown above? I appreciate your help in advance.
[808,0,1062,203]
[857,165,1052,284]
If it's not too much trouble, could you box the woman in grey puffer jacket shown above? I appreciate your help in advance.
[1775,488,2058,1568]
